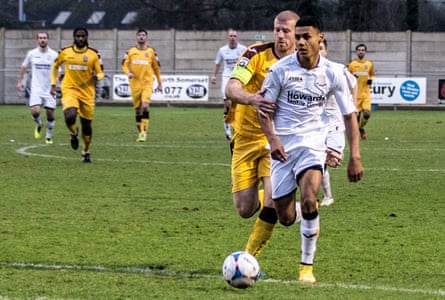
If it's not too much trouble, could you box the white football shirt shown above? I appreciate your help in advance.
[21,47,58,96]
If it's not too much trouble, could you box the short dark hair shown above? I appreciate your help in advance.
[137,28,147,34]
[356,43,367,51]
[73,27,88,37]
[295,16,322,31]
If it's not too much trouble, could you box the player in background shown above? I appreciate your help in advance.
[319,38,357,206]
[348,43,375,140]
[259,16,363,283]
[50,27,104,163]
[122,28,162,142]
[210,29,246,140]
[225,10,300,257]
[17,32,58,144]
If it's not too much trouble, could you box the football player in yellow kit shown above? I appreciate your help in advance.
[225,10,300,258]
[122,29,162,142]
[348,43,375,140]
[50,27,104,163]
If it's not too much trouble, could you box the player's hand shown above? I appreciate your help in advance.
[326,149,343,168]
[50,85,57,96]
[347,157,363,182]
[127,72,134,79]
[155,83,162,93]
[250,89,275,118]
[17,82,23,91]
[269,137,287,162]
[367,79,373,85]
[210,76,216,84]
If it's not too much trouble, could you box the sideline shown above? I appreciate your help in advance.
[1,261,444,298]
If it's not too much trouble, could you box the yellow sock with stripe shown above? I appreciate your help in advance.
[245,206,277,257]
[82,134,92,152]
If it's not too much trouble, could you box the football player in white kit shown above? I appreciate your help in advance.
[17,32,58,144]
[210,29,246,140]
[319,38,358,206]
[259,16,364,284]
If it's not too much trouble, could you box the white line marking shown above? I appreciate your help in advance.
[13,144,445,172]
[1,262,444,297]
[15,144,231,167]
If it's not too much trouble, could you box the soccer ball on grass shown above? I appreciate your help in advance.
[222,251,260,288]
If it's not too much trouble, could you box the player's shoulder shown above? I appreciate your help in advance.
[241,42,274,59]
[87,46,100,54]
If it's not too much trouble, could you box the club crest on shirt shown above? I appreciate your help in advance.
[145,52,149,57]
[83,56,88,63]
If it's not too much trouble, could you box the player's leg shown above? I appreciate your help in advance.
[231,134,277,256]
[79,100,94,163]
[138,89,153,142]
[297,167,323,284]
[43,95,57,144]
[244,177,278,256]
[223,99,232,140]
[29,95,43,139]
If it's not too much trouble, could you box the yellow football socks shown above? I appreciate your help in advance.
[245,218,275,257]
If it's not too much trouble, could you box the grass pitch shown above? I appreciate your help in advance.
[0,105,444,299]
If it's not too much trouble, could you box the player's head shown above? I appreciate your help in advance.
[227,28,239,48]
[355,43,367,59]
[73,27,88,48]
[36,32,49,49]
[273,10,300,56]
[136,28,148,45]
[295,16,324,62]
[319,38,328,58]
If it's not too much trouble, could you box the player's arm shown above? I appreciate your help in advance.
[93,55,104,82]
[225,78,275,116]
[152,49,162,92]
[17,66,27,91]
[210,64,220,84]
[50,53,62,95]
[343,112,363,182]
[257,110,286,162]
[121,51,132,78]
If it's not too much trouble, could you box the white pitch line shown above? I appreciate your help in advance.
[1,262,444,297]
[15,144,231,167]
[14,144,445,172]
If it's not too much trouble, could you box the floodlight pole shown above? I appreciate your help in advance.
[18,0,25,22]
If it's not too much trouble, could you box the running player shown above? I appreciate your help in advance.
[17,32,58,144]
[50,27,104,163]
[122,28,162,142]
[210,29,246,140]
[348,43,375,140]
[259,16,364,283]
[225,10,300,257]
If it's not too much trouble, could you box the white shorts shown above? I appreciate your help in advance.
[326,125,345,154]
[270,134,327,199]
[29,93,57,109]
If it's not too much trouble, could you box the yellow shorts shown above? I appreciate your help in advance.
[357,97,371,112]
[61,91,95,120]
[131,87,153,108]
[231,132,270,192]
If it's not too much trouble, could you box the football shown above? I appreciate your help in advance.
[222,251,260,289]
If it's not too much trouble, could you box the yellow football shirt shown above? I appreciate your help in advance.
[230,42,279,139]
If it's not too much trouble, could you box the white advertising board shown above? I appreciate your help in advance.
[371,77,426,104]
[113,74,209,101]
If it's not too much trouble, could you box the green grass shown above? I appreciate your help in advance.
[0,105,444,299]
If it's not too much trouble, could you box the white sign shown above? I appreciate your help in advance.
[371,77,426,104]
[113,74,209,101]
